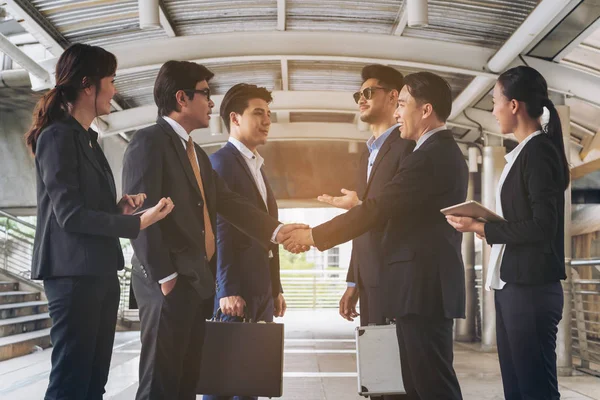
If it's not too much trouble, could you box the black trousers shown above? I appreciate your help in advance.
[360,285,408,400]
[495,282,563,400]
[44,275,120,400]
[202,293,275,400]
[395,315,463,400]
[133,274,207,400]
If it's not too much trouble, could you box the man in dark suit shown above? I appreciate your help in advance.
[319,65,414,400]
[285,72,467,400]
[122,61,306,400]
[202,83,285,400]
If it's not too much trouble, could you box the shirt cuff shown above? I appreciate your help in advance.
[158,272,178,284]
[271,224,284,244]
[347,282,356,288]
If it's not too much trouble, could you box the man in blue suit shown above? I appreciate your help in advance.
[203,83,284,400]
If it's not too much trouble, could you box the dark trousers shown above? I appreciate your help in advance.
[44,275,120,400]
[133,274,207,400]
[495,282,563,400]
[395,315,463,400]
[203,293,275,400]
[360,286,407,400]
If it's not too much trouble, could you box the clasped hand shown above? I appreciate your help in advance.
[275,224,314,254]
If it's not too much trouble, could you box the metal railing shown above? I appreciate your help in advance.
[0,210,36,280]
[569,259,600,376]
[117,267,350,322]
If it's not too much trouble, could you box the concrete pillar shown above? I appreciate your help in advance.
[556,104,573,376]
[480,138,505,351]
[455,147,478,342]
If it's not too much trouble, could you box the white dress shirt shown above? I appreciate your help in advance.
[228,136,274,258]
[485,130,543,291]
[413,125,448,152]
[228,136,269,210]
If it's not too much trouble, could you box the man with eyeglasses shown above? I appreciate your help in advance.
[319,64,414,399]
[122,61,308,400]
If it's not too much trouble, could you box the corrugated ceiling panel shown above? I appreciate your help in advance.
[288,60,473,99]
[115,61,281,107]
[403,0,540,48]
[287,0,403,34]
[163,0,277,35]
[31,0,167,46]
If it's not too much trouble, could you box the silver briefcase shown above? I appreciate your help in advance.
[355,324,406,397]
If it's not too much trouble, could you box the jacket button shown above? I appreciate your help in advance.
[197,202,203,207]
[201,230,205,235]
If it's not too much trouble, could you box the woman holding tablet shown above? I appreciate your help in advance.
[446,66,569,400]
[25,43,174,400]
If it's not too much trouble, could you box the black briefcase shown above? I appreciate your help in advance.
[197,318,284,397]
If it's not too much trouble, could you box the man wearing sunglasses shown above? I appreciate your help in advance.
[122,61,308,400]
[319,64,414,399]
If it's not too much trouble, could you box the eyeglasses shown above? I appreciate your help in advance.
[183,88,211,102]
[353,86,391,104]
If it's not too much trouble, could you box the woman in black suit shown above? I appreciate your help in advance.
[24,43,174,400]
[446,66,569,400]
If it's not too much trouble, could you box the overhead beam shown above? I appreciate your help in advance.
[281,58,289,90]
[3,0,67,57]
[450,0,579,120]
[191,122,370,148]
[277,0,286,31]
[99,91,359,136]
[523,55,600,108]
[392,7,408,36]
[159,2,177,37]
[104,31,496,77]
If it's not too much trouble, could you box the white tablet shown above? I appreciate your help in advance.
[440,200,506,223]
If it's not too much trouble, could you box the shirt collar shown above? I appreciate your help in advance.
[228,136,264,165]
[366,123,400,153]
[414,125,448,151]
[162,116,189,143]
[505,130,543,163]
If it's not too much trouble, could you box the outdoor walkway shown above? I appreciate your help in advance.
[0,310,599,400]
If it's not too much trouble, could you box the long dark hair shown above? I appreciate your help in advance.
[25,43,117,154]
[497,66,570,190]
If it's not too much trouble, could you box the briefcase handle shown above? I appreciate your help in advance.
[212,307,252,323]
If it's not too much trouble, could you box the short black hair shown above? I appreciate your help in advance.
[361,64,404,91]
[403,72,452,122]
[220,83,273,133]
[154,60,214,117]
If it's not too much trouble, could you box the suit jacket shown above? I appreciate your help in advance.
[484,134,567,284]
[209,142,282,300]
[31,116,140,280]
[347,128,415,287]
[122,118,280,299]
[313,130,468,319]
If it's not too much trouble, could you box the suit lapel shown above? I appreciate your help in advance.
[364,128,399,196]
[76,128,105,178]
[72,124,118,200]
[157,118,204,199]
[357,151,369,200]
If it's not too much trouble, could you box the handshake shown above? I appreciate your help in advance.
[274,188,360,254]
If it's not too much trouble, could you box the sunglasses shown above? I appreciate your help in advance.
[353,86,391,104]
[183,88,211,102]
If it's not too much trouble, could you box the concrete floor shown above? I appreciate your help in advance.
[0,310,598,400]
